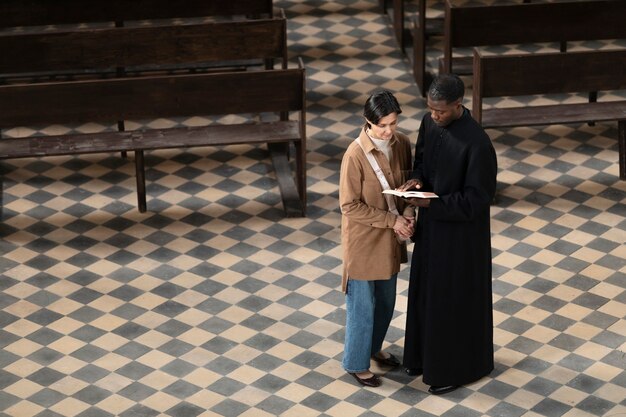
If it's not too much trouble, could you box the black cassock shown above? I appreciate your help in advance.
[403,108,497,387]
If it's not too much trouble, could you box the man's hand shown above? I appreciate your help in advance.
[405,198,430,208]
[397,179,423,192]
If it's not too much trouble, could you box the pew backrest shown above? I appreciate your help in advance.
[0,16,288,77]
[472,48,626,125]
[0,0,273,28]
[442,0,626,73]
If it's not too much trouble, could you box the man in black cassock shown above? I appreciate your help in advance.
[397,74,497,395]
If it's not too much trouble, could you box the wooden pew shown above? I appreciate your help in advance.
[1,0,278,159]
[413,0,626,96]
[387,0,534,55]
[0,0,273,28]
[0,18,307,216]
[0,0,278,75]
[384,0,530,91]
[0,16,288,79]
[387,0,533,55]
[472,48,626,180]
[386,0,443,52]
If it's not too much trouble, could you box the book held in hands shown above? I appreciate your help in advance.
[383,189,439,199]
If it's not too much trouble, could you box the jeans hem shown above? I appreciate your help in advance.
[343,366,370,373]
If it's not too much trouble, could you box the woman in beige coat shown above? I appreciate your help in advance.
[339,90,414,387]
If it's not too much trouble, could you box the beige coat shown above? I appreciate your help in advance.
[339,128,414,292]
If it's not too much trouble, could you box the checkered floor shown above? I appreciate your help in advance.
[1,1,625,416]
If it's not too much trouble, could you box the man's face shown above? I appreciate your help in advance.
[426,97,462,127]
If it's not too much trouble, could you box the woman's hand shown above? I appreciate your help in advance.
[393,215,415,239]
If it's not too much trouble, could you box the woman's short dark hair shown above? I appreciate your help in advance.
[363,89,402,129]
[427,74,465,104]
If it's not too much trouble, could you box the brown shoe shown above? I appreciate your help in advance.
[349,372,381,387]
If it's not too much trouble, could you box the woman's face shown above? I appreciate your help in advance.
[367,112,398,140]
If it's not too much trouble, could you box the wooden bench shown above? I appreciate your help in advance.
[0,18,307,216]
[382,0,443,53]
[1,0,279,78]
[413,0,626,96]
[472,48,626,180]
[0,15,288,80]
[385,0,533,54]
[383,0,529,93]
[0,0,273,28]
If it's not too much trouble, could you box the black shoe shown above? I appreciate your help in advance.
[428,385,459,395]
[404,367,422,376]
[349,372,381,387]
[371,353,400,368]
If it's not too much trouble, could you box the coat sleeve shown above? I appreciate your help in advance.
[429,137,497,222]
[410,120,426,182]
[399,137,416,218]
[339,148,397,229]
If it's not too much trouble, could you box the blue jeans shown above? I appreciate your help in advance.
[342,274,398,373]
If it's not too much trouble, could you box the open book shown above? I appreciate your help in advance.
[383,189,439,199]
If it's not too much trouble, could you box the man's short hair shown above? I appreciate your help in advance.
[427,74,465,104]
